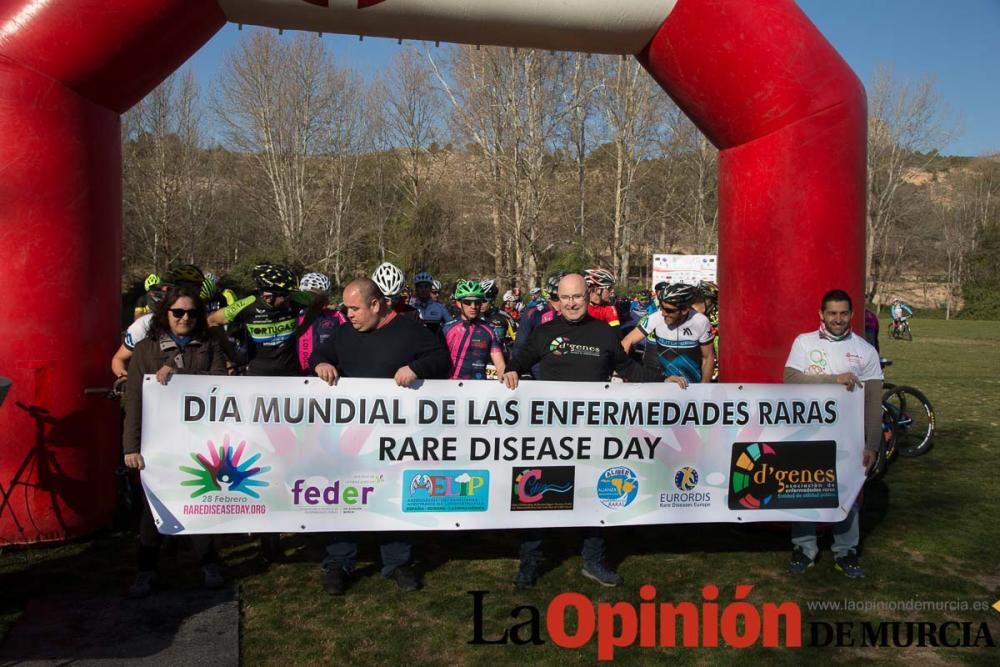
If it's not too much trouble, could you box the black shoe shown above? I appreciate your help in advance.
[788,546,816,574]
[581,561,624,587]
[322,567,351,596]
[386,566,421,592]
[834,552,865,578]
[512,560,539,589]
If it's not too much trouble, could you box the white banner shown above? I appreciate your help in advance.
[139,377,865,534]
[652,254,717,289]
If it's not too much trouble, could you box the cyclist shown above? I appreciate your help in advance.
[430,279,443,302]
[890,298,913,337]
[132,273,160,320]
[784,288,882,578]
[511,272,564,378]
[296,272,345,373]
[698,280,720,381]
[442,280,505,380]
[621,283,715,384]
[479,279,517,359]
[864,307,880,353]
[526,287,544,310]
[372,262,417,320]
[585,267,620,327]
[410,271,452,332]
[502,290,521,322]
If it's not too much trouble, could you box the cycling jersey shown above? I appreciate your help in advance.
[442,319,500,380]
[123,313,153,350]
[410,297,452,330]
[891,303,912,321]
[588,303,620,327]
[222,295,299,376]
[638,309,714,383]
[297,308,346,372]
[483,307,517,357]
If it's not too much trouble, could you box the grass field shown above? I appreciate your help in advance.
[2,318,999,664]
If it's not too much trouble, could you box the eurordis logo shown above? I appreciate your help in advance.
[510,466,575,511]
[596,467,639,509]
[660,466,712,509]
[402,470,490,512]
[728,441,838,510]
[179,436,270,499]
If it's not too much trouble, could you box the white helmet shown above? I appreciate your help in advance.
[414,271,434,286]
[431,279,442,291]
[372,262,405,298]
[299,272,331,293]
[503,290,516,303]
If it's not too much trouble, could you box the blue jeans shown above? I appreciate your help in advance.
[324,534,412,577]
[790,501,861,560]
[520,529,606,566]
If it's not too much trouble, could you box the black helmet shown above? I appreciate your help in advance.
[253,263,297,293]
[657,282,697,306]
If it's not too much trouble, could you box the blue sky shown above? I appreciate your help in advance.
[186,0,1000,156]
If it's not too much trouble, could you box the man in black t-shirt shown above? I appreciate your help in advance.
[311,279,451,594]
[502,273,685,590]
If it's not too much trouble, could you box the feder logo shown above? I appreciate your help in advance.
[728,441,838,510]
[179,436,270,499]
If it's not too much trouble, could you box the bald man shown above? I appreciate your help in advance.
[310,278,451,594]
[502,273,685,588]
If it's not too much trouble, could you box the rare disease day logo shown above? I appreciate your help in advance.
[179,436,270,498]
[510,466,575,511]
[728,441,838,510]
[402,470,490,512]
[596,467,639,509]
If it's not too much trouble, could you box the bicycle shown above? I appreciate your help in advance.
[868,403,898,481]
[879,359,935,458]
[889,317,912,341]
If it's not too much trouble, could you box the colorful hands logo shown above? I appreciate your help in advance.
[179,436,271,499]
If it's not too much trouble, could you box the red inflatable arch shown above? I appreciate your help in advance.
[0,0,865,545]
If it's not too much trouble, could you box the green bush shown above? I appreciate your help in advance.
[960,221,1000,319]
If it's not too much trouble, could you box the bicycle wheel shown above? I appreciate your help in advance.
[901,323,912,341]
[882,385,934,457]
[868,404,897,481]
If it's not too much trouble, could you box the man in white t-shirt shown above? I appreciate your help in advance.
[621,282,714,383]
[784,288,883,578]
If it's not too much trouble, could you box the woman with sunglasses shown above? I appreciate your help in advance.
[122,284,228,597]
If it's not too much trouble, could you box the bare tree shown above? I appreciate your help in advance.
[866,65,956,302]
[123,69,216,278]
[213,31,344,260]
[594,55,664,283]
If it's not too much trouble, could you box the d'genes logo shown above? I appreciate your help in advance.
[728,441,837,510]
[179,437,270,499]
[548,336,571,355]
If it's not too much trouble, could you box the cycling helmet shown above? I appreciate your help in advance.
[454,279,485,300]
[167,263,205,286]
[147,282,174,306]
[413,271,434,286]
[479,279,499,301]
[200,274,218,301]
[545,271,566,294]
[698,280,719,300]
[584,267,616,288]
[658,282,697,306]
[653,281,668,294]
[502,290,516,303]
[143,273,160,292]
[299,272,332,293]
[252,263,297,293]
[372,262,405,298]
[431,279,442,292]
[530,287,541,296]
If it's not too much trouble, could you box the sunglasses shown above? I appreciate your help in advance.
[169,308,199,319]
[460,299,483,306]
[660,304,681,314]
